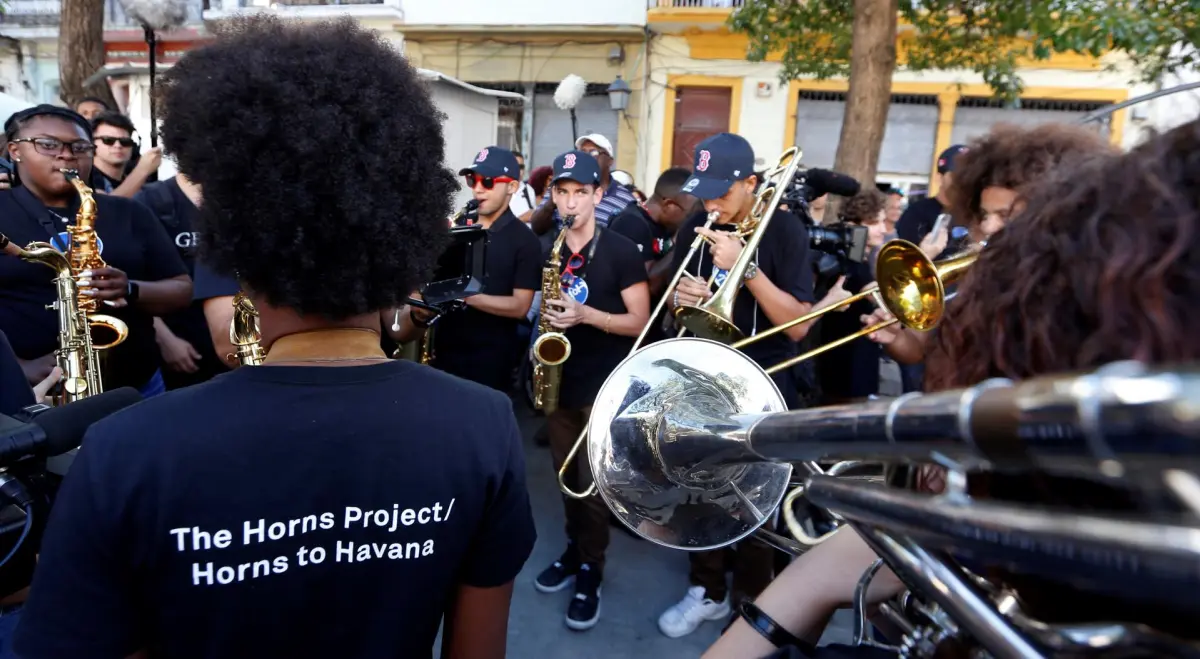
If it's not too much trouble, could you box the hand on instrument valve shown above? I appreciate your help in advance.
[544,296,586,330]
[860,307,902,344]
[672,275,712,310]
[80,267,130,308]
[32,366,63,405]
[695,227,744,271]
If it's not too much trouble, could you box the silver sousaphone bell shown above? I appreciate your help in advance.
[587,337,793,551]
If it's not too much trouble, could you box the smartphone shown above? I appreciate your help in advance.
[929,213,951,239]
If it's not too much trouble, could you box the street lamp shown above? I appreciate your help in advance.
[607,75,632,112]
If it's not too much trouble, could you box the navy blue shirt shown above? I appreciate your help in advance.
[15,359,536,659]
[0,330,33,415]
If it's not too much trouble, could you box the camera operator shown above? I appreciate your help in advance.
[14,17,535,659]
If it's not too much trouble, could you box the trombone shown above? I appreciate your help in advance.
[554,146,804,499]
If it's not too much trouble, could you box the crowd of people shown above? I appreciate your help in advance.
[0,13,1195,659]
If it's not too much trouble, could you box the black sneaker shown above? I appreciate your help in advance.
[534,550,579,593]
[565,563,602,631]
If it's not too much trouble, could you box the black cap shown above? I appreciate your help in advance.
[458,146,520,179]
[937,145,967,174]
[551,150,601,186]
[4,104,91,140]
[681,133,756,200]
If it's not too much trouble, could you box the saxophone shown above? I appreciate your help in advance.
[61,169,129,352]
[230,291,265,366]
[531,216,575,414]
[0,233,102,403]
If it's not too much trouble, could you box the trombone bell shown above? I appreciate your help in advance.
[587,337,792,551]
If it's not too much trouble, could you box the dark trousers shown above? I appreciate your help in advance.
[547,405,610,573]
[688,536,775,605]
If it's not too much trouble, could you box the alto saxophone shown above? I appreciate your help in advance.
[0,233,102,403]
[230,291,265,366]
[531,215,575,414]
[61,169,129,353]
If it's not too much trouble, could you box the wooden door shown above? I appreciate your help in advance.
[672,86,732,168]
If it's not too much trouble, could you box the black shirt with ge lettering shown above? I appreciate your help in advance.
[15,359,536,659]
[433,209,541,391]
[0,186,187,390]
[555,228,648,409]
[670,209,815,407]
[135,178,229,388]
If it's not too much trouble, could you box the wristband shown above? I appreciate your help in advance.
[126,281,140,303]
[738,600,814,653]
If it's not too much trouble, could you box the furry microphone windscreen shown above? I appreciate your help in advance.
[554,74,587,111]
[119,0,188,31]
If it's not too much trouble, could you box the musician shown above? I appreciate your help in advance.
[609,166,695,296]
[532,149,649,632]
[135,174,229,389]
[0,105,191,397]
[861,122,1114,366]
[391,146,542,391]
[703,119,1196,659]
[15,16,536,659]
[529,134,636,236]
[660,133,844,640]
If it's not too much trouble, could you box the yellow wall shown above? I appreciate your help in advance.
[404,37,646,175]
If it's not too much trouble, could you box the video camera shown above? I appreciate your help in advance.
[406,214,489,321]
[778,167,870,282]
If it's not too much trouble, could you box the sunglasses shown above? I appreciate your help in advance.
[12,137,95,157]
[465,174,515,190]
[560,253,586,285]
[96,136,135,148]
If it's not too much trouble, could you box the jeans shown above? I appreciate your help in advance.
[0,604,22,659]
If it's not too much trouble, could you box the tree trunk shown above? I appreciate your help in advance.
[58,0,116,109]
[831,0,898,200]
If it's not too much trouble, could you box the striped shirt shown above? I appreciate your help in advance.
[539,180,637,230]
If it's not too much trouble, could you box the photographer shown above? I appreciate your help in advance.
[15,16,535,659]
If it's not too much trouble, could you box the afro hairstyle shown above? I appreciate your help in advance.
[158,15,456,320]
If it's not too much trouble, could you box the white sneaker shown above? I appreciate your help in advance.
[657,585,731,638]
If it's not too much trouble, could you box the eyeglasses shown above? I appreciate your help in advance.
[465,174,515,190]
[11,137,95,157]
[95,136,135,148]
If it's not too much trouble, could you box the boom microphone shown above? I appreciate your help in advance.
[798,168,861,201]
[0,387,142,465]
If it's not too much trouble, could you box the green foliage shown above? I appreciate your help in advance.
[729,0,1200,102]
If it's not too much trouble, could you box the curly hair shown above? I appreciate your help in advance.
[946,122,1113,225]
[841,188,886,224]
[158,15,455,319]
[924,119,1200,392]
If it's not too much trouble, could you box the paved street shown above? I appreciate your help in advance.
[440,398,851,658]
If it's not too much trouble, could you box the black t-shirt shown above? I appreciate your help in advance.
[433,210,541,389]
[609,203,674,263]
[895,196,943,245]
[192,260,240,302]
[135,179,228,384]
[0,187,188,390]
[15,360,537,659]
[670,210,816,371]
[0,329,33,414]
[815,260,880,399]
[555,228,648,409]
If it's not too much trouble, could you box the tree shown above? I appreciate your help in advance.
[58,0,117,109]
[730,0,1197,187]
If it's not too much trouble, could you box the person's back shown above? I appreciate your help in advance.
[22,359,530,657]
[14,14,536,659]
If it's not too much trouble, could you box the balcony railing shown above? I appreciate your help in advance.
[0,0,206,28]
[647,0,745,7]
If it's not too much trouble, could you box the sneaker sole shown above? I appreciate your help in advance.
[564,595,601,631]
[534,574,575,594]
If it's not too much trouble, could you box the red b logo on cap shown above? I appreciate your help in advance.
[564,153,577,169]
[476,148,489,162]
[697,150,711,172]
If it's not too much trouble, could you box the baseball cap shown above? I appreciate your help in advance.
[575,133,614,157]
[552,150,602,186]
[458,146,520,179]
[936,145,967,174]
[681,133,755,201]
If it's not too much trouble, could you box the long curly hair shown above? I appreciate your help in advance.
[925,119,1200,391]
[841,188,886,224]
[946,122,1114,225]
[157,15,456,319]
